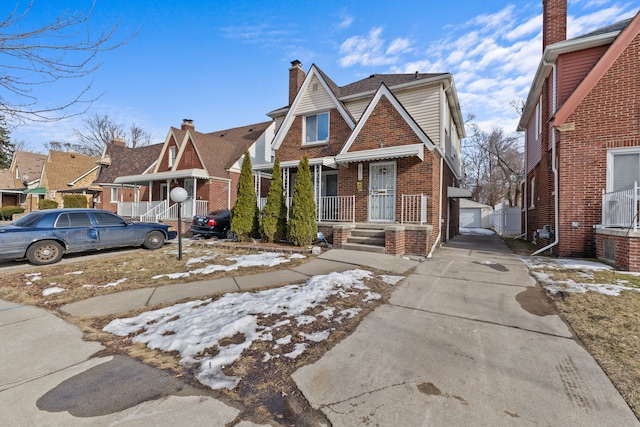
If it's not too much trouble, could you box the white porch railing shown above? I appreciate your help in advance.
[138,199,208,222]
[319,196,355,222]
[401,194,428,225]
[118,201,164,218]
[602,182,639,231]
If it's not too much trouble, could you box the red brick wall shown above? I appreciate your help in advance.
[277,109,352,162]
[596,231,640,272]
[556,33,640,257]
[176,140,204,169]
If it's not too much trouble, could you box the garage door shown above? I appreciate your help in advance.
[460,208,481,228]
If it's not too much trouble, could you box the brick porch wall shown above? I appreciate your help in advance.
[596,228,640,272]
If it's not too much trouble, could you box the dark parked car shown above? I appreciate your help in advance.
[191,209,233,239]
[0,209,177,265]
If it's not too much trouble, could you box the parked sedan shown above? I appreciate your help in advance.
[0,209,177,265]
[191,209,233,239]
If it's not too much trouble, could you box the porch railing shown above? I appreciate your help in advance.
[401,194,428,225]
[139,200,168,222]
[118,201,164,218]
[319,196,355,222]
[602,182,639,231]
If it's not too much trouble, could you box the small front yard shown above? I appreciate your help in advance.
[504,238,640,418]
[0,240,405,424]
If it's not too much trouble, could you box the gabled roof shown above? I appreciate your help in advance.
[186,121,272,177]
[115,121,272,184]
[94,142,163,185]
[518,13,637,130]
[337,83,440,164]
[554,11,640,126]
[271,64,357,151]
[42,151,101,190]
[8,151,47,185]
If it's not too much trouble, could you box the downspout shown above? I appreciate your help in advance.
[429,79,450,258]
[532,60,559,255]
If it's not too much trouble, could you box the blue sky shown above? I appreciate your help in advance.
[5,0,639,152]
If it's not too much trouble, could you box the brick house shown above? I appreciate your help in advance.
[103,119,273,221]
[254,61,467,256]
[0,151,47,210]
[92,139,163,213]
[519,0,640,270]
[39,150,101,207]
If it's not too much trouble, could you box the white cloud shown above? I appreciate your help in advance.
[337,14,354,29]
[339,27,412,67]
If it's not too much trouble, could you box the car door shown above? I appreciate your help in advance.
[91,211,141,248]
[53,212,98,251]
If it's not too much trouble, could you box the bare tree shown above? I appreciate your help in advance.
[0,1,132,123]
[462,122,524,207]
[73,113,151,156]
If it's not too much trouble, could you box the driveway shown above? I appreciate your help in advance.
[293,233,639,426]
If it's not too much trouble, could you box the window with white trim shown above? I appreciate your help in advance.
[168,147,177,168]
[535,96,542,137]
[608,149,640,191]
[529,177,535,208]
[110,188,118,203]
[303,112,329,144]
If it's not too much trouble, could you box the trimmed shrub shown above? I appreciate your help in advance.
[288,155,317,246]
[259,158,287,242]
[63,195,88,208]
[0,205,25,220]
[38,199,59,210]
[231,151,258,241]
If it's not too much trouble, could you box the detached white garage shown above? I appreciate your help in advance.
[460,199,493,228]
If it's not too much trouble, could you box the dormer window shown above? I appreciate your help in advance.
[303,112,329,145]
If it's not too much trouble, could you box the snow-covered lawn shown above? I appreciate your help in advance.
[460,227,496,236]
[522,256,640,296]
[104,269,404,390]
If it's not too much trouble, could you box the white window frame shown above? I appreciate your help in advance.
[529,177,535,209]
[110,187,118,203]
[302,111,330,146]
[168,146,177,168]
[535,95,543,138]
[607,147,640,192]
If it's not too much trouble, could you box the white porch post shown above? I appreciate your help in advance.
[314,164,322,220]
[283,167,290,219]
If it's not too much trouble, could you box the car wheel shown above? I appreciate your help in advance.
[225,229,237,241]
[143,231,165,249]
[26,240,64,265]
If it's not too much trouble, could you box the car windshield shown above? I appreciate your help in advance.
[209,210,230,218]
[12,212,46,227]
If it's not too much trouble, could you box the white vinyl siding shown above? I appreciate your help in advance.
[295,75,334,114]
[396,87,441,146]
[344,98,372,121]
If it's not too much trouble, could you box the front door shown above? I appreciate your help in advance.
[369,162,396,221]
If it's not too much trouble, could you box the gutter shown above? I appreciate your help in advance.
[532,60,559,255]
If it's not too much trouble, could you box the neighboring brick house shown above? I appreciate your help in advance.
[92,139,163,214]
[109,119,274,220]
[0,151,47,210]
[254,61,467,256]
[39,150,101,207]
[519,0,640,270]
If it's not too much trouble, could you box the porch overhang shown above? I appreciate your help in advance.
[253,156,338,171]
[335,144,424,164]
[114,168,210,184]
[447,186,472,198]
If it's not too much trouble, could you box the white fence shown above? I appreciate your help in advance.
[602,182,639,231]
[493,201,522,236]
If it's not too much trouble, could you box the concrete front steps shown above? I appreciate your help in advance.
[342,227,386,254]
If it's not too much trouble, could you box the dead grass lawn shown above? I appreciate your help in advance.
[504,237,640,419]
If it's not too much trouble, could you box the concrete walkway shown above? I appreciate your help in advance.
[1,235,638,425]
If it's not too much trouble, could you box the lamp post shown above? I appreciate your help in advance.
[170,187,188,260]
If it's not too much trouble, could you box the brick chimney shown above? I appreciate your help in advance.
[181,119,194,131]
[111,137,125,147]
[543,0,567,49]
[289,60,305,106]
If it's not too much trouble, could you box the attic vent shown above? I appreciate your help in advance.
[369,74,375,78]
[312,83,319,91]
[248,128,253,132]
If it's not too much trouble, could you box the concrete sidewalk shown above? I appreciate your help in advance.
[293,233,640,426]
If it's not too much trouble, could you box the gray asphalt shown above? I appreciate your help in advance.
[0,234,637,426]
